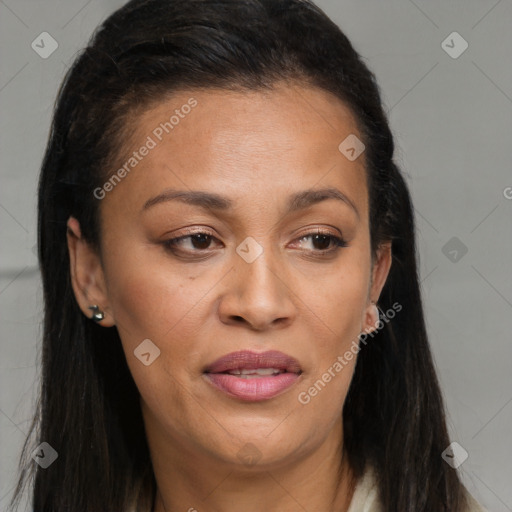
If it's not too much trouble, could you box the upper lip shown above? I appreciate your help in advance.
[204,350,302,374]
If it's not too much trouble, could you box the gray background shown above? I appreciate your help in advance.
[1,0,511,510]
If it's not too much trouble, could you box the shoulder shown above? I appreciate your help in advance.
[347,467,487,512]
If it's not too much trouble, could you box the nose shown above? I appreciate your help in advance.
[217,244,296,331]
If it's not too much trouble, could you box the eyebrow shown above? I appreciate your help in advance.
[143,186,360,219]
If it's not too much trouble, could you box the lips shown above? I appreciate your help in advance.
[204,350,302,374]
[203,350,302,401]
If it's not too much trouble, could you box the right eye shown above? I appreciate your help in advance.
[162,230,222,256]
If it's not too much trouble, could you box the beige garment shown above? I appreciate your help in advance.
[347,466,488,512]
[131,467,487,512]
[346,467,381,512]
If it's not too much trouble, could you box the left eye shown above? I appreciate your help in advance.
[296,231,348,253]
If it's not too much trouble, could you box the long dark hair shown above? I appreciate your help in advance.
[9,0,469,510]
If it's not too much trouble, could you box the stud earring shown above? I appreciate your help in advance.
[371,300,380,323]
[88,304,105,322]
[363,300,379,333]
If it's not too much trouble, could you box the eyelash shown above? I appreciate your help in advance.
[162,228,348,258]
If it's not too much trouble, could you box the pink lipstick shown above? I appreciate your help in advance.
[203,350,302,401]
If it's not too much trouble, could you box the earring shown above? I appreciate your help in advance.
[363,301,380,333]
[371,300,380,323]
[88,304,105,322]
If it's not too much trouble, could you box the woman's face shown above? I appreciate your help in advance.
[68,83,391,471]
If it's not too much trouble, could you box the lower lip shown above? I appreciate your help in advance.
[204,372,300,401]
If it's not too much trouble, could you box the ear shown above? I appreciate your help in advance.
[66,216,115,327]
[363,242,392,333]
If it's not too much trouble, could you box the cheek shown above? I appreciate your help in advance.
[305,259,369,351]
[103,254,206,432]
[295,254,368,414]
[295,353,357,443]
[104,248,202,343]
[101,246,213,391]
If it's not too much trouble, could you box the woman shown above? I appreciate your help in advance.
[9,0,486,510]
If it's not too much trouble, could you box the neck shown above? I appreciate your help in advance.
[149,420,356,512]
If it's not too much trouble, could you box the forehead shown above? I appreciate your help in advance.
[132,83,362,155]
[101,83,369,219]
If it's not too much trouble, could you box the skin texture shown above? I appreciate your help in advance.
[67,83,392,512]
